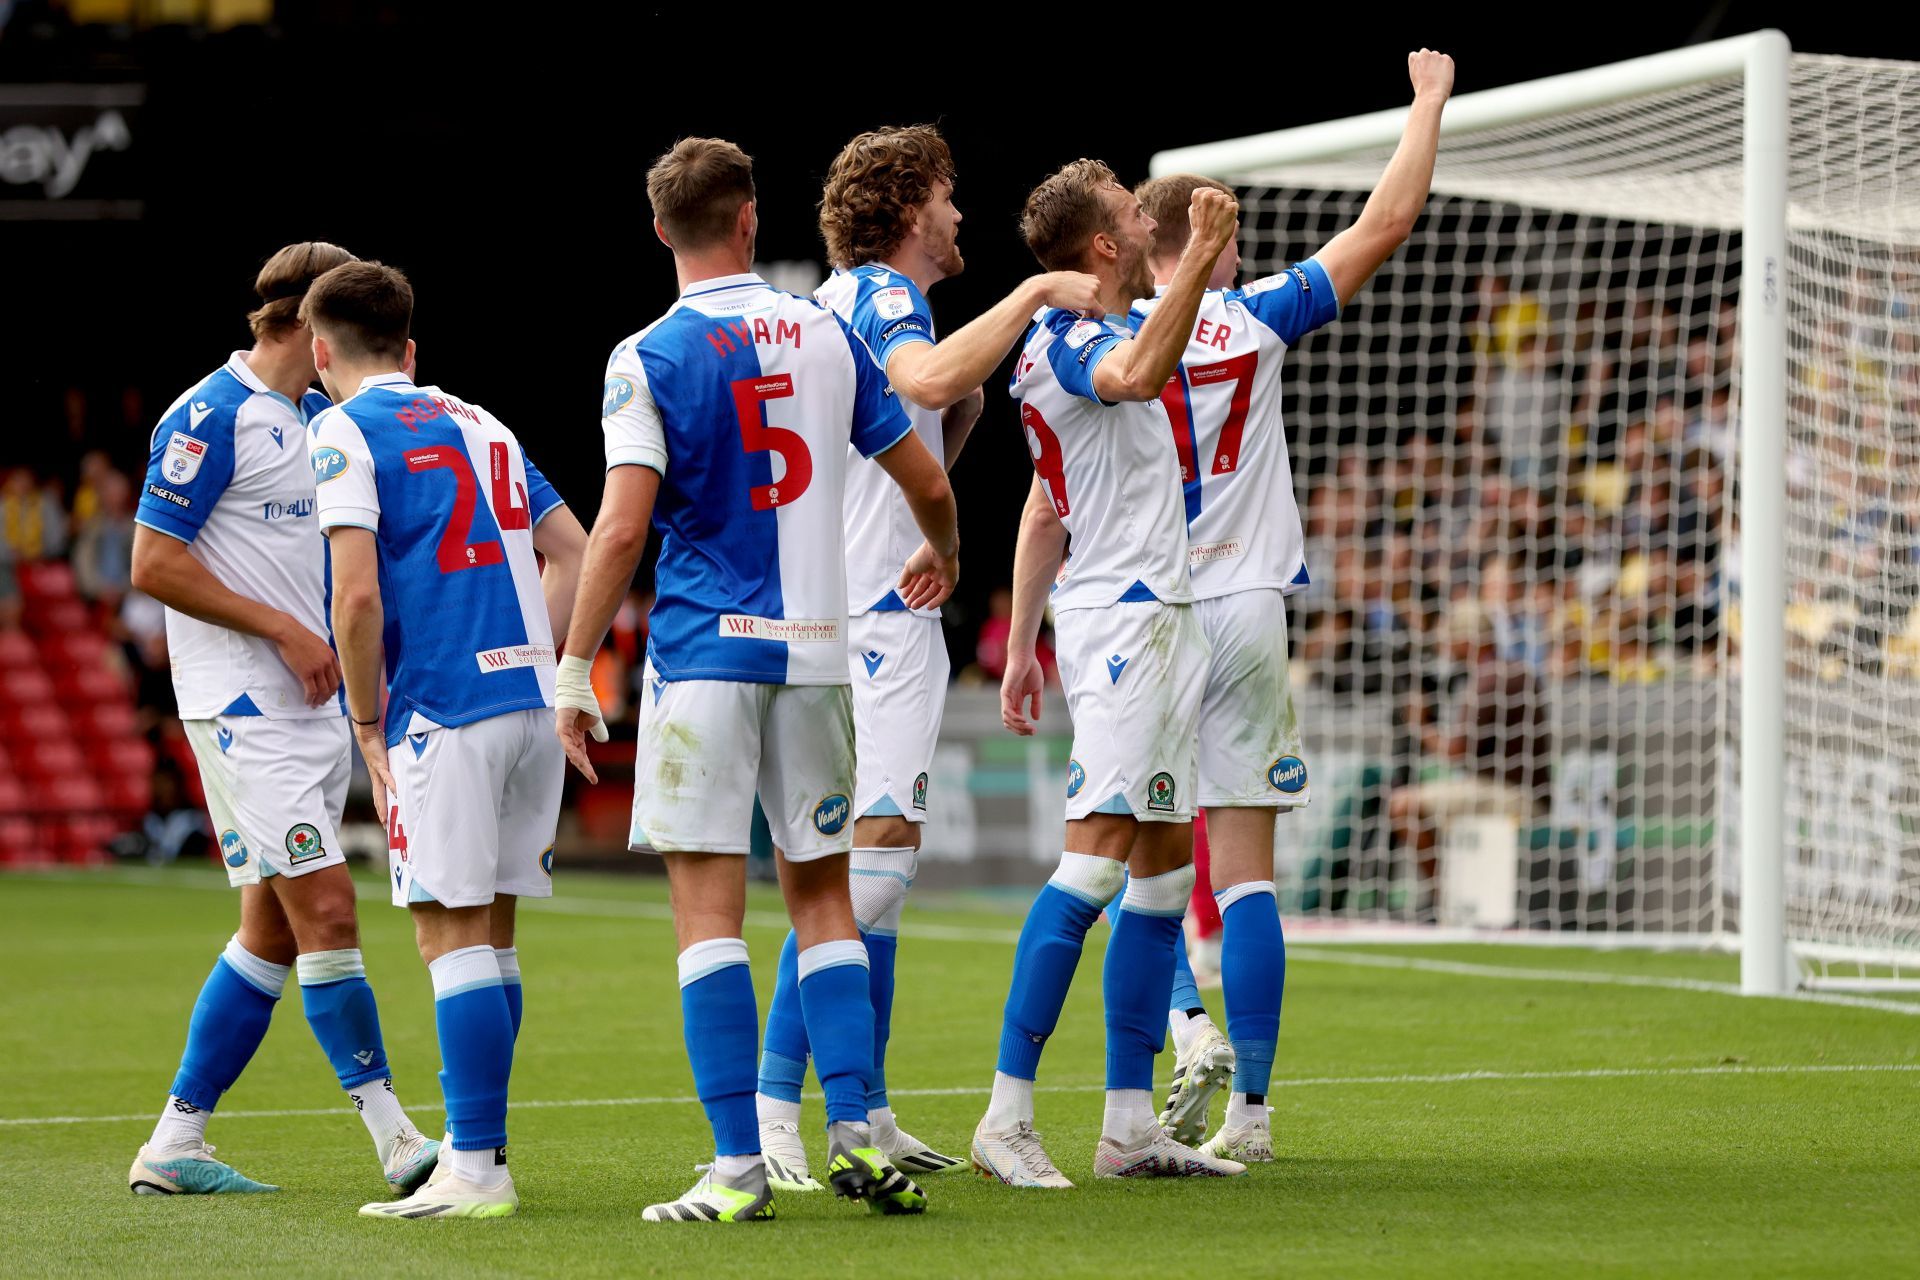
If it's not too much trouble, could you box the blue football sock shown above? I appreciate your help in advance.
[1219,882,1285,1096]
[1104,865,1193,1090]
[679,938,760,1157]
[429,945,514,1153]
[296,949,388,1091]
[756,929,809,1103]
[997,853,1125,1081]
[863,930,898,1111]
[496,947,523,1041]
[1169,928,1202,1014]
[169,937,286,1111]
[796,940,873,1127]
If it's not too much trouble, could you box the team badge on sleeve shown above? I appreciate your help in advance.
[603,376,635,418]
[1063,320,1103,350]
[163,432,208,484]
[311,446,348,484]
[872,287,915,320]
[1147,772,1176,812]
[285,823,325,863]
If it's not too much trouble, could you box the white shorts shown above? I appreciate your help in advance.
[183,715,350,887]
[850,611,949,823]
[630,668,856,862]
[1055,600,1208,823]
[1196,589,1310,809]
[385,708,563,909]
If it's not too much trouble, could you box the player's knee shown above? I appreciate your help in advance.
[849,847,916,935]
[1129,821,1196,877]
[1065,811,1137,861]
[1048,849,1127,907]
[853,813,918,850]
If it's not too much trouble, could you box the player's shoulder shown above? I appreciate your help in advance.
[154,360,251,445]
[300,389,332,422]
[1229,263,1314,308]
[1040,307,1117,352]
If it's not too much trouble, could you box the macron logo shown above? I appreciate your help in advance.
[353,1049,376,1066]
[1107,654,1129,684]
[188,401,214,432]
[862,650,885,677]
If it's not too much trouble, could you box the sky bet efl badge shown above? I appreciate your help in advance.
[162,432,207,484]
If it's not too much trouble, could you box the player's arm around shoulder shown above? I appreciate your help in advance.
[882,269,1102,412]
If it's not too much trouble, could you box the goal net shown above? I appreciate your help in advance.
[1155,37,1920,982]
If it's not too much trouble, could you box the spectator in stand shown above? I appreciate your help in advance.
[968,585,1055,687]
[72,469,136,605]
[2,468,68,562]
[0,540,20,633]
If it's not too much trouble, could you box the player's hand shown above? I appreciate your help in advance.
[1000,648,1044,736]
[1409,48,1454,101]
[351,719,396,828]
[1036,271,1105,319]
[1186,187,1240,260]
[898,541,959,611]
[275,621,342,708]
[553,653,607,783]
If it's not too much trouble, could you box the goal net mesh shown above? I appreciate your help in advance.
[1221,54,1920,967]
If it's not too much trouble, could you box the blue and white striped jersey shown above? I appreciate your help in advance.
[601,272,912,685]
[135,352,339,721]
[310,374,565,746]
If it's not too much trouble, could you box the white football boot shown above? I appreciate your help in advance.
[1094,1127,1246,1179]
[970,1118,1073,1189]
[1159,1020,1236,1145]
[871,1112,963,1176]
[359,1169,518,1219]
[759,1116,823,1192]
[383,1129,442,1196]
[1201,1107,1275,1163]
[642,1162,775,1223]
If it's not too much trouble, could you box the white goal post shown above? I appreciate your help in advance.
[1151,32,1920,994]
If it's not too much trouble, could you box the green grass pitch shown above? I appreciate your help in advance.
[3,866,1917,1278]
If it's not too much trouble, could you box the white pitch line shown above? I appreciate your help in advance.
[20,870,1918,1011]
[1287,947,1920,1017]
[6,1062,1916,1130]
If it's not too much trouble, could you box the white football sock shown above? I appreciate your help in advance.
[1103,1088,1158,1146]
[1168,1007,1215,1056]
[756,1093,801,1125]
[1226,1092,1270,1129]
[983,1071,1034,1131]
[150,1095,210,1151]
[348,1077,412,1164]
[449,1142,508,1188]
[712,1153,762,1180]
[868,1104,897,1134]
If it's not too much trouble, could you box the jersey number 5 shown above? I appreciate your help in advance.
[731,373,812,510]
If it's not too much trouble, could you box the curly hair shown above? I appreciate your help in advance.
[818,125,956,270]
[1020,159,1120,272]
